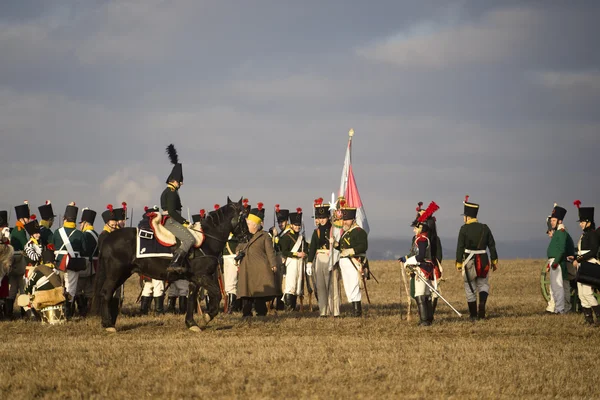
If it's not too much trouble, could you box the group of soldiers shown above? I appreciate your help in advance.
[544,201,600,325]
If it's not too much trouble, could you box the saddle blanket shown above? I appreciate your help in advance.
[135,212,204,259]
[136,228,173,259]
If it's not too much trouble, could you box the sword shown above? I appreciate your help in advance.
[463,260,476,295]
[399,261,412,321]
[405,264,462,317]
[347,256,370,305]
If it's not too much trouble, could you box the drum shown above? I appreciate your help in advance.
[40,304,66,325]
[576,261,600,289]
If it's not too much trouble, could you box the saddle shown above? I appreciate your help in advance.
[136,212,204,259]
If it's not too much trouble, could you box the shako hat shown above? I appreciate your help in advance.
[42,243,56,265]
[113,202,128,221]
[414,201,439,233]
[462,195,479,218]
[24,216,40,236]
[0,210,8,227]
[574,200,594,223]
[191,209,206,224]
[15,201,31,220]
[242,198,251,217]
[64,202,78,221]
[275,204,289,223]
[339,199,357,220]
[288,208,303,226]
[80,208,97,225]
[248,202,265,225]
[38,200,56,220]
[550,203,567,222]
[410,202,424,227]
[313,198,330,219]
[101,204,118,224]
[166,144,183,184]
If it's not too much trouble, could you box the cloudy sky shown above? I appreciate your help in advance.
[0,1,598,243]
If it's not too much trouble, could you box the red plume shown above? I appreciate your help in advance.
[200,209,206,217]
[30,214,37,221]
[340,199,346,208]
[243,198,249,206]
[144,206,149,212]
[464,195,469,203]
[107,204,113,211]
[574,200,582,209]
[257,202,264,211]
[314,198,323,206]
[418,201,440,223]
[45,200,51,205]
[296,207,302,213]
[275,204,280,212]
[214,204,220,210]
[122,202,127,211]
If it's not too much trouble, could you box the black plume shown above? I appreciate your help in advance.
[166,144,178,165]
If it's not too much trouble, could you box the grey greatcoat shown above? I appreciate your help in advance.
[237,230,280,298]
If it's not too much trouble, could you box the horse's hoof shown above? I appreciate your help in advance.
[189,325,201,333]
[203,314,213,324]
[105,327,117,333]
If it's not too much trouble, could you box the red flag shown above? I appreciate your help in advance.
[338,130,370,233]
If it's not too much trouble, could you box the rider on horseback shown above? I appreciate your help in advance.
[161,144,195,274]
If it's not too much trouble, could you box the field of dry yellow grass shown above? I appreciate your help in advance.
[1,259,599,399]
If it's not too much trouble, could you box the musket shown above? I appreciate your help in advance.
[404,263,462,317]
[325,192,337,315]
[298,221,306,312]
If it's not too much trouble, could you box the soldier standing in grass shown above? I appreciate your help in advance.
[7,201,31,319]
[569,201,599,326]
[333,202,368,317]
[76,208,99,317]
[98,205,122,317]
[278,208,307,311]
[307,198,341,317]
[545,204,575,314]
[455,196,499,321]
[269,205,289,311]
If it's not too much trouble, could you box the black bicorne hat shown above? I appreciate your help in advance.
[64,202,78,221]
[102,204,118,224]
[15,202,30,220]
[0,211,8,227]
[80,208,97,225]
[462,195,479,218]
[24,218,40,236]
[574,200,594,223]
[38,201,56,220]
[166,144,183,184]
[551,204,567,221]
[288,208,303,226]
[275,204,289,223]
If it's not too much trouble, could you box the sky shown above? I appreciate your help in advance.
[0,1,599,244]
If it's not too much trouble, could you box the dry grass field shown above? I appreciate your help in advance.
[1,259,599,399]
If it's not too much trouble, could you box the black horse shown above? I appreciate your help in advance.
[92,197,245,332]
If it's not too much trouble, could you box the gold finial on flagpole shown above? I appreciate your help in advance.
[348,128,354,137]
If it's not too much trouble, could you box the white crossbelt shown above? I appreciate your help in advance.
[463,249,487,265]
[56,228,80,258]
[33,270,59,291]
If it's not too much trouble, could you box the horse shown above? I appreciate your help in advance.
[92,197,246,332]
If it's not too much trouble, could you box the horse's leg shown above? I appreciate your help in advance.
[100,278,118,330]
[202,274,221,322]
[185,280,200,331]
[108,273,131,327]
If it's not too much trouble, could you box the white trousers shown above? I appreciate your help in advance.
[141,280,164,297]
[222,255,238,295]
[168,279,189,297]
[339,258,361,302]
[284,258,303,295]
[462,270,489,302]
[413,269,432,297]
[578,282,599,308]
[547,281,572,312]
[64,270,80,301]
[549,266,565,313]
[314,252,341,316]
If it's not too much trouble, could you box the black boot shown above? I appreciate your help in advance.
[290,295,298,311]
[583,308,594,325]
[432,297,438,315]
[76,296,89,318]
[468,301,478,321]
[140,296,152,315]
[275,296,285,311]
[154,295,165,314]
[178,296,187,314]
[592,305,600,327]
[167,249,187,274]
[242,298,253,317]
[5,298,14,320]
[425,296,434,324]
[166,297,177,314]
[25,308,39,322]
[64,301,74,320]
[352,301,362,317]
[415,296,430,325]
[284,294,293,311]
[478,292,488,320]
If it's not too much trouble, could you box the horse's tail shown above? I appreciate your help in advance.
[90,253,107,316]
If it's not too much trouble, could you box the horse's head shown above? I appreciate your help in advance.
[226,196,250,241]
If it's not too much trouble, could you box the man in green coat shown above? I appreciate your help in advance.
[52,202,86,319]
[455,196,499,320]
[37,200,56,248]
[545,204,575,314]
[7,201,31,318]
